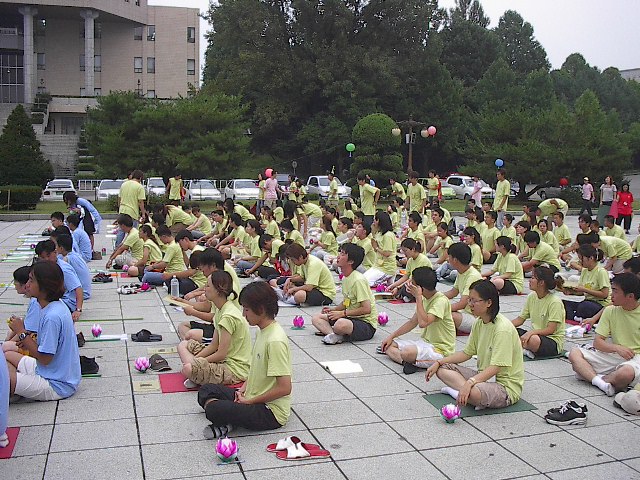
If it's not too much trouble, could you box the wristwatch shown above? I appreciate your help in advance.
[18,332,28,341]
[75,308,82,313]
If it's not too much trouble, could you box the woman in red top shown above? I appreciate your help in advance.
[616,183,634,233]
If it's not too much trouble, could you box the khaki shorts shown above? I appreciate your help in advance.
[441,364,511,409]
[458,312,476,333]
[576,346,640,385]
[186,340,243,386]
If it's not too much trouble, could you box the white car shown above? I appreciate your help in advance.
[41,179,75,202]
[224,179,259,201]
[185,179,222,201]
[442,175,495,200]
[145,177,166,196]
[96,179,124,201]
[306,175,351,199]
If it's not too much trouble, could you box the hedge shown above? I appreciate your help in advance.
[0,185,42,210]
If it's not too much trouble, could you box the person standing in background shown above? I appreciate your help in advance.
[264,170,278,210]
[167,174,183,206]
[598,175,617,227]
[471,175,483,207]
[616,183,634,234]
[493,169,510,229]
[257,172,266,215]
[580,177,594,216]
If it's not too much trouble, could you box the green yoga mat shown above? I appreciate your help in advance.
[523,351,568,362]
[423,393,537,417]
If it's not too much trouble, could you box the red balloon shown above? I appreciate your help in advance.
[559,178,569,186]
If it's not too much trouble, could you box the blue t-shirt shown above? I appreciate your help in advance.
[77,197,102,230]
[23,297,41,332]
[61,252,92,300]
[71,228,92,262]
[35,300,81,398]
[0,350,8,435]
[56,258,81,311]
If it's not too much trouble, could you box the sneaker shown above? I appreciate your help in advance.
[322,333,345,345]
[202,423,233,440]
[544,401,588,425]
[76,332,86,348]
[546,400,588,415]
[402,361,420,375]
[523,349,535,359]
[183,378,198,389]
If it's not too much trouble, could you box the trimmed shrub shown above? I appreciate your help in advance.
[0,185,42,210]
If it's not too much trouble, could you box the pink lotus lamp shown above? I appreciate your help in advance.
[292,315,305,328]
[378,312,389,326]
[134,357,150,373]
[441,403,461,423]
[91,323,102,338]
[216,437,238,462]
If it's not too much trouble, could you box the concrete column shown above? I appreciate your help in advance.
[80,9,99,97]
[18,6,37,104]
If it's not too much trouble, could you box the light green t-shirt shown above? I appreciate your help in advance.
[359,183,379,216]
[268,239,284,263]
[501,225,517,241]
[302,254,336,300]
[481,226,500,254]
[493,179,510,211]
[554,223,571,246]
[599,236,633,261]
[196,214,212,235]
[453,267,483,314]
[248,234,262,259]
[123,227,144,260]
[162,241,187,274]
[407,225,425,247]
[420,291,456,357]
[579,265,611,306]
[596,304,640,354]
[407,183,426,213]
[353,236,375,269]
[168,177,182,200]
[301,203,322,219]
[234,204,255,221]
[530,242,561,269]
[265,219,279,238]
[493,252,524,293]
[519,292,565,353]
[343,209,355,220]
[285,229,305,247]
[391,181,406,200]
[407,254,432,276]
[320,231,338,256]
[143,238,163,264]
[166,206,193,227]
[244,321,292,425]
[435,236,454,257]
[469,243,483,271]
[224,262,241,309]
[375,231,397,275]
[605,224,626,240]
[188,244,208,288]
[258,179,266,200]
[118,180,145,219]
[214,301,251,380]
[273,207,284,224]
[288,182,298,202]
[390,211,399,230]
[538,198,567,216]
[427,177,439,196]
[329,178,339,201]
[632,237,640,254]
[342,270,377,327]
[464,313,525,404]
[540,231,560,253]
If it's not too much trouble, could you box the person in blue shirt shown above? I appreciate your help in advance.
[64,191,102,249]
[66,213,93,262]
[5,261,81,401]
[2,266,40,354]
[35,240,84,321]
[53,233,92,300]
[0,351,8,446]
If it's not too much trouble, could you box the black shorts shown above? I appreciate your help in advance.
[500,280,519,295]
[516,328,559,357]
[306,288,333,306]
[82,213,96,236]
[190,321,214,340]
[484,253,498,264]
[329,317,376,342]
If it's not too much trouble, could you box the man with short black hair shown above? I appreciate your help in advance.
[443,242,482,333]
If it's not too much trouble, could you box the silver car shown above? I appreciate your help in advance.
[185,179,222,201]
[145,177,166,196]
[442,175,494,200]
[96,179,124,201]
[306,175,351,199]
[41,179,76,202]
[224,179,259,201]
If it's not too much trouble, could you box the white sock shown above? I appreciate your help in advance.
[441,386,459,400]
[183,379,198,389]
[592,375,615,396]
[523,349,535,359]
[474,405,487,411]
[0,432,8,448]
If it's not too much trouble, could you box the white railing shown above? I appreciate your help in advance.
[77,180,101,191]
[0,27,18,35]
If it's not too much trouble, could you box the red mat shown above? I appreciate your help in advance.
[0,427,20,459]
[158,372,243,394]
[565,319,581,326]
[388,299,415,305]
[456,330,470,337]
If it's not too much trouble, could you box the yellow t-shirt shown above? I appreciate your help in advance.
[302,255,336,300]
[435,236,454,257]
[500,225,517,241]
[538,198,568,216]
[596,304,640,354]
[481,226,501,254]
[214,301,251,380]
[168,177,182,200]
[453,267,483,314]
[390,211,399,230]
[519,292,565,353]
[118,180,145,219]
[469,243,483,271]
[391,181,406,200]
[231,225,249,248]
[143,238,162,264]
[268,239,284,263]
[493,179,510,211]
[285,229,305,247]
[189,244,208,288]
[273,207,284,224]
[329,178,339,201]
[632,237,640,254]
[288,182,298,202]
[407,225,425,250]
[579,266,611,306]
[406,254,432,276]
[234,204,255,221]
[196,214,212,235]
[359,183,379,216]
[540,231,560,253]
[530,242,561,269]
[224,262,241,308]
[248,234,262,259]
[320,231,338,256]
[427,177,439,196]
[599,236,633,261]
[406,183,426,213]
[244,321,292,425]
[464,313,525,404]
[123,227,144,260]
[258,179,266,200]
[342,270,377,327]
[493,252,524,293]
[166,206,193,227]
[343,209,355,220]
[375,231,397,275]
[265,219,279,238]
[420,291,456,357]
[162,241,187,274]
[554,223,571,246]
[353,236,375,269]
[605,224,626,240]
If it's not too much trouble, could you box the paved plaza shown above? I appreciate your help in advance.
[1,217,639,480]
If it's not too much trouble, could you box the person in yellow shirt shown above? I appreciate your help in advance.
[311,243,377,345]
[364,211,397,286]
[426,170,440,204]
[351,223,375,272]
[357,173,380,227]
[197,281,291,438]
[257,172,266,212]
[483,237,524,295]
[426,280,524,408]
[406,170,426,214]
[552,212,572,248]
[591,232,633,274]
[387,238,432,302]
[381,266,456,374]
[521,231,561,274]
[443,242,483,333]
[604,215,626,240]
[511,266,565,359]
[537,198,568,218]
[309,217,338,262]
[481,211,501,263]
[126,224,163,278]
[537,218,560,253]
[500,213,517,241]
[140,225,187,288]
[283,243,336,306]
[116,170,147,246]
[493,168,510,229]
[166,174,184,205]
[568,273,640,397]
[327,171,339,207]
[244,234,282,280]
[389,176,406,201]
[106,214,144,269]
[186,205,212,239]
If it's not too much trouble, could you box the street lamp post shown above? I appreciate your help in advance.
[391,115,434,173]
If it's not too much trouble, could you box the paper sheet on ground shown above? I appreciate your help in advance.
[277,300,297,307]
[320,360,363,374]
[148,346,178,355]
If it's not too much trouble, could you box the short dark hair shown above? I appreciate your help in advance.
[356,173,366,181]
[578,214,592,224]
[50,211,64,222]
[604,215,615,224]
[470,279,500,320]
[32,261,65,301]
[50,226,71,239]
[623,257,640,275]
[199,248,224,270]
[131,169,144,180]
[239,281,278,318]
[412,266,437,291]
[156,225,172,237]
[408,211,422,224]
[66,213,81,228]
[229,212,243,227]
[533,266,556,291]
[285,243,307,260]
[340,243,364,269]
[578,244,598,260]
[408,170,419,179]
[56,233,73,252]
[152,213,166,226]
[553,211,564,220]
[117,214,134,228]
[35,239,56,256]
[612,273,640,300]
[339,217,353,229]
[13,265,31,285]
[448,242,471,265]
[485,210,497,221]
[524,231,540,244]
[258,234,274,250]
[174,229,194,242]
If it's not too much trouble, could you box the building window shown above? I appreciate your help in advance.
[147,25,155,41]
[94,88,101,96]
[36,19,46,37]
[134,57,142,73]
[94,55,101,72]
[37,53,45,70]
[147,90,155,98]
[80,87,86,96]
[187,27,196,43]
[134,26,142,40]
[79,54,85,71]
[187,59,195,76]
[37,86,47,94]
[95,23,102,39]
[147,57,155,74]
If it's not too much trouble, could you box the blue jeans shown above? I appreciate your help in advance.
[141,270,197,296]
[142,271,165,286]
[236,260,255,274]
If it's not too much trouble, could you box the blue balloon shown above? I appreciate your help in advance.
[495,158,504,167]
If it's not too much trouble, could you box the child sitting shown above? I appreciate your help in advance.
[3,267,39,354]
[387,238,432,302]
[141,226,188,293]
[126,225,163,278]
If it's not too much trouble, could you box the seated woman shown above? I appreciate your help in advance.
[309,217,338,262]
[178,271,251,389]
[231,219,264,276]
[363,211,398,287]
[161,204,195,234]
[561,244,611,320]
[282,243,335,306]
[483,236,524,295]
[280,219,305,247]
[127,225,163,278]
[511,266,566,359]
[216,213,249,260]
[186,205,213,240]
[5,261,81,401]
[387,238,432,303]
[426,280,524,409]
[197,281,291,439]
[223,197,255,222]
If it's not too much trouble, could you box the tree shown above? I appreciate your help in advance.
[0,104,52,186]
[350,113,404,187]
[494,10,550,75]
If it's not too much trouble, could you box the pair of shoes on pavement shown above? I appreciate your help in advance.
[544,400,588,425]
[92,272,113,283]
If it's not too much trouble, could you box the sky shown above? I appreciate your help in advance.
[149,0,640,84]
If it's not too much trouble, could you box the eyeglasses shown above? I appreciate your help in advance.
[467,297,486,305]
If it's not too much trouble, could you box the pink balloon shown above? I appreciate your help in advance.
[265,168,273,178]
[427,126,436,136]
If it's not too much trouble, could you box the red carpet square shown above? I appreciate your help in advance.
[0,427,20,459]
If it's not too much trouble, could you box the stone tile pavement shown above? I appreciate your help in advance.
[1,217,639,480]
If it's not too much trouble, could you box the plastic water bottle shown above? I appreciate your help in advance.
[170,276,179,297]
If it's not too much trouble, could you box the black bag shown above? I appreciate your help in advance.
[80,355,99,375]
